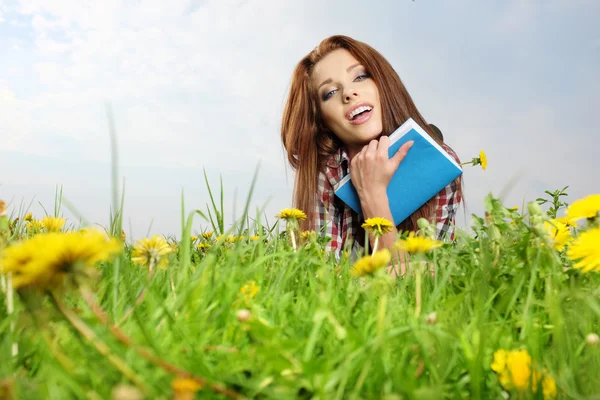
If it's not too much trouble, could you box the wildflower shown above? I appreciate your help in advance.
[23,213,33,221]
[0,200,6,217]
[362,217,394,237]
[463,150,487,171]
[171,377,203,400]
[41,216,66,232]
[225,235,237,243]
[190,235,198,242]
[196,243,211,250]
[201,232,214,240]
[351,249,391,277]
[276,208,307,221]
[566,227,600,273]
[301,230,316,240]
[508,206,519,212]
[25,219,44,233]
[395,232,443,254]
[556,215,578,228]
[131,235,173,270]
[478,150,488,170]
[240,280,260,299]
[544,219,572,251]
[565,194,600,221]
[276,208,306,251]
[216,234,224,242]
[491,349,557,398]
[249,235,261,241]
[0,231,121,290]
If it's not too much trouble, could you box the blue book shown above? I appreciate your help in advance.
[334,118,463,226]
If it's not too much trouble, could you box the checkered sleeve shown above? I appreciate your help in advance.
[314,171,343,256]
[434,144,463,241]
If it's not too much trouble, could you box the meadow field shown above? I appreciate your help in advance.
[1,182,599,399]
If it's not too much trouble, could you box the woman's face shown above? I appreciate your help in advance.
[311,48,383,155]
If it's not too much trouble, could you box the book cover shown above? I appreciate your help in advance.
[334,118,463,226]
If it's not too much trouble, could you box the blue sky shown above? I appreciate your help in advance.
[1,0,599,240]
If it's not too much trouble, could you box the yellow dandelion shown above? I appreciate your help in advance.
[131,235,173,270]
[491,349,556,397]
[240,280,260,305]
[240,280,260,298]
[362,217,394,237]
[23,212,33,221]
[41,216,66,232]
[566,227,600,273]
[196,243,211,250]
[0,231,121,290]
[556,215,578,228]
[276,208,307,221]
[225,235,237,243]
[394,232,443,254]
[479,150,487,170]
[201,232,214,240]
[351,249,391,277]
[0,200,6,217]
[565,194,600,221]
[540,373,557,399]
[301,230,316,240]
[508,206,519,212]
[216,234,224,242]
[25,219,44,233]
[544,219,572,252]
[249,235,261,241]
[190,235,198,242]
[171,377,203,400]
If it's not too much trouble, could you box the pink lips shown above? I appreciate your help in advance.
[346,103,374,126]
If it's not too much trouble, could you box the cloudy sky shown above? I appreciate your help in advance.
[1,0,598,240]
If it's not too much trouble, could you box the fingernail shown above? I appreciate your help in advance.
[408,140,414,147]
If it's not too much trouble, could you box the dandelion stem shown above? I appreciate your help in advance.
[414,262,423,318]
[50,291,149,394]
[290,229,297,252]
[372,236,379,256]
[6,273,18,357]
[79,287,244,400]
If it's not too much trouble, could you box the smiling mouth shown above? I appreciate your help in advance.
[347,105,374,125]
[348,105,373,121]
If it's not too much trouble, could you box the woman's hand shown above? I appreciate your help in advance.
[349,136,414,204]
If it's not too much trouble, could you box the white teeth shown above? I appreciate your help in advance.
[349,106,372,120]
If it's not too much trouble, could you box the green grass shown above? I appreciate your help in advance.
[1,186,599,400]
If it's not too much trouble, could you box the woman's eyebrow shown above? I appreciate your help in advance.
[317,63,362,90]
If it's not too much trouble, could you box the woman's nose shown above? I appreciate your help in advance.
[344,90,359,102]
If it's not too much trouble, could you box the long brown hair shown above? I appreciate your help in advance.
[281,35,462,232]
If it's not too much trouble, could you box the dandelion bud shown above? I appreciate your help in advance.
[417,218,430,230]
[0,200,6,217]
[111,384,144,400]
[236,309,251,322]
[425,312,437,325]
[528,202,543,217]
[586,333,600,345]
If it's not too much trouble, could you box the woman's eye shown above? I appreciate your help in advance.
[323,89,337,100]
[355,73,369,82]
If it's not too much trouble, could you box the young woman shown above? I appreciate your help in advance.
[281,35,463,263]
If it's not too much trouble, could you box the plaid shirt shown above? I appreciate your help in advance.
[314,143,462,261]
